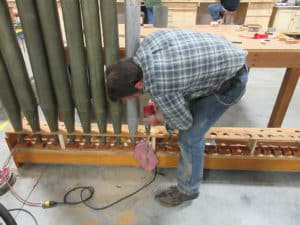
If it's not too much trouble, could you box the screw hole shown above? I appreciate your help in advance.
[210,132,217,137]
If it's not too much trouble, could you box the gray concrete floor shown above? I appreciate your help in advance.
[0,68,300,225]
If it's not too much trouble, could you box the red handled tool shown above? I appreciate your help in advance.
[239,33,269,39]
[253,33,268,39]
[143,101,156,135]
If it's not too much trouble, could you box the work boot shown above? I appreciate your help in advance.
[155,186,199,207]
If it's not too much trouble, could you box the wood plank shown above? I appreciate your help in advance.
[13,149,140,166]
[11,149,178,167]
[205,155,300,171]
[6,120,300,142]
[247,52,300,68]
[12,149,300,171]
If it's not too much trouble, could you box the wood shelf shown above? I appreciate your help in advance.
[6,120,300,171]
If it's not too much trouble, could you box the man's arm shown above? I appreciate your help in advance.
[151,93,193,132]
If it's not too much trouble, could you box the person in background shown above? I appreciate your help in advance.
[208,0,240,22]
[106,29,248,207]
[144,0,161,24]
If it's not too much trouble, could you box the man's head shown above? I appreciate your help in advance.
[106,58,144,101]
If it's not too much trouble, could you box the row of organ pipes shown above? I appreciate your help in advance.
[0,0,139,146]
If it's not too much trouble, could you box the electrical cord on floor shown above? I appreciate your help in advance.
[8,208,38,225]
[6,180,42,207]
[82,168,160,210]
[2,147,164,211]
[1,147,42,208]
[43,168,162,210]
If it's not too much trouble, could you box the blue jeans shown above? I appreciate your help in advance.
[177,65,248,195]
[146,8,153,24]
[208,3,225,20]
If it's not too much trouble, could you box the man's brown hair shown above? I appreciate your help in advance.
[106,58,143,101]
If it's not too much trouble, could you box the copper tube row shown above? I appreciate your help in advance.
[10,133,299,158]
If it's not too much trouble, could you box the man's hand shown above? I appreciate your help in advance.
[143,112,164,126]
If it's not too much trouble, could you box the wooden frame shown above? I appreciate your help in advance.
[6,122,300,171]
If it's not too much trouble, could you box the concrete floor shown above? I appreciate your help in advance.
[0,68,300,225]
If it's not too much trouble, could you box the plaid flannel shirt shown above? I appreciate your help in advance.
[133,29,247,132]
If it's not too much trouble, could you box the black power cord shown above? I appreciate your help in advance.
[43,168,162,210]
[8,208,38,225]
[0,203,17,225]
[4,146,163,212]
[82,169,159,210]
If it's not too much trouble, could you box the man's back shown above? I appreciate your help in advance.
[134,29,247,98]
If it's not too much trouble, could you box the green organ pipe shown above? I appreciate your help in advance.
[0,0,40,134]
[81,0,107,136]
[61,0,91,135]
[100,0,122,144]
[0,53,22,132]
[35,0,74,134]
[15,0,58,134]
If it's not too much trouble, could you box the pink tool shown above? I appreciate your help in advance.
[134,139,158,171]
[134,101,158,171]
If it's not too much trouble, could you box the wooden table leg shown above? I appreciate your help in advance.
[268,68,300,127]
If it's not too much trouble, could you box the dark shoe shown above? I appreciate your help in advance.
[155,186,199,207]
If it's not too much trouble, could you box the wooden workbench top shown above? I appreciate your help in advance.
[118,24,300,53]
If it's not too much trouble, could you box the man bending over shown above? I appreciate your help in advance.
[106,29,248,207]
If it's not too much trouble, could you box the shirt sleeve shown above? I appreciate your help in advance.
[153,93,193,133]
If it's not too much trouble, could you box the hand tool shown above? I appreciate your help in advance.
[239,33,269,39]
[133,101,158,171]
[143,101,156,137]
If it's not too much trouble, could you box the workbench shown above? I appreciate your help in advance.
[119,24,300,128]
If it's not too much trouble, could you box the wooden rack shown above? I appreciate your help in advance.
[6,120,300,171]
